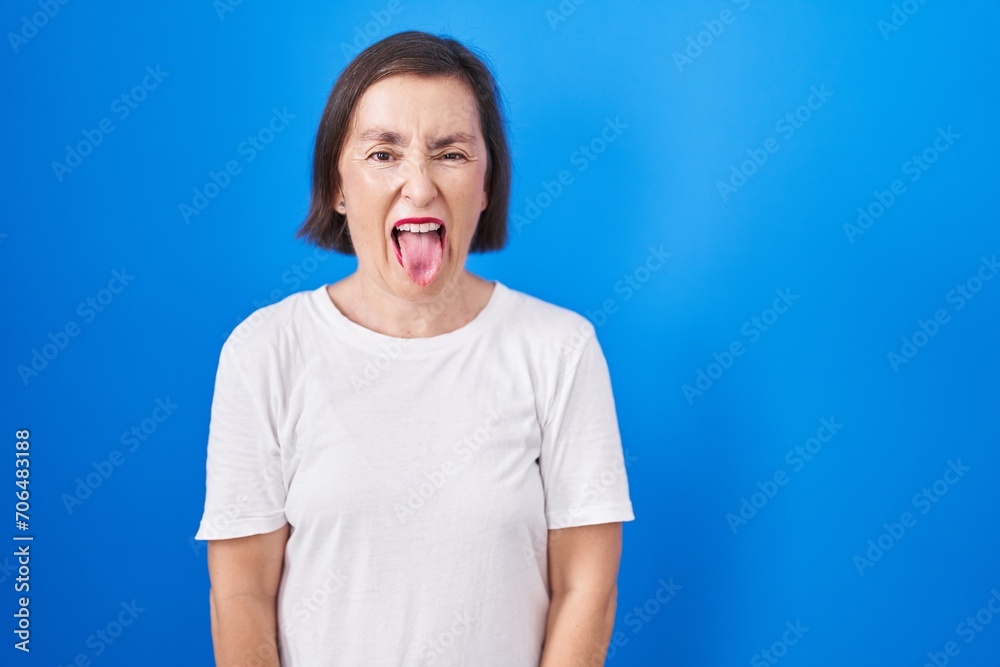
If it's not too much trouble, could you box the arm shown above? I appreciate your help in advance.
[539,522,623,667]
[207,524,289,667]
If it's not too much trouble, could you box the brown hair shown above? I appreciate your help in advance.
[297,30,511,255]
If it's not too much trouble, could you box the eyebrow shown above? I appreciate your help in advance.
[356,128,477,150]
[428,132,477,150]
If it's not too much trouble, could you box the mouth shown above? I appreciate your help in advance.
[391,217,447,287]
[391,217,447,256]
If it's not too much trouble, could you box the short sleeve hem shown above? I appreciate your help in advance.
[194,515,288,542]
[545,502,635,530]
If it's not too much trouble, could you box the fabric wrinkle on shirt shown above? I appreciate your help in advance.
[195,280,636,666]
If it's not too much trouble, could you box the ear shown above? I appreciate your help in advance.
[480,185,488,212]
[333,186,346,214]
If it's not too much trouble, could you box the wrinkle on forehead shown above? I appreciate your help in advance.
[345,74,484,151]
[355,128,479,150]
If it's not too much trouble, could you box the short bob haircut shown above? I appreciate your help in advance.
[297,30,511,255]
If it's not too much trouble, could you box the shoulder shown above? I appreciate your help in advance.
[494,283,597,355]
[218,287,320,366]
[499,284,592,331]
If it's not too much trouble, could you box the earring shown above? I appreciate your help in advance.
[337,201,345,211]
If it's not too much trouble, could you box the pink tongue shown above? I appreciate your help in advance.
[396,231,443,287]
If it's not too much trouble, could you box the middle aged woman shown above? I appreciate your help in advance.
[196,30,635,666]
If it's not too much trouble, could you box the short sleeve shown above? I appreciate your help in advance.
[539,322,636,529]
[194,338,288,541]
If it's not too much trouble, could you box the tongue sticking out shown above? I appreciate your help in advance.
[396,230,443,287]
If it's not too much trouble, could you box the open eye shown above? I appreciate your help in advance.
[369,151,393,162]
[440,152,466,161]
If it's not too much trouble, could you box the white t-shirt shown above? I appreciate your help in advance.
[195,280,635,666]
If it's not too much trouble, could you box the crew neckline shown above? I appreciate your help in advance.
[310,280,508,353]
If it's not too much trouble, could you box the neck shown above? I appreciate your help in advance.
[330,268,492,338]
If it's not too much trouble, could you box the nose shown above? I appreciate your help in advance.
[399,157,438,208]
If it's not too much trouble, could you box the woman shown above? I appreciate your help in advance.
[195,30,635,666]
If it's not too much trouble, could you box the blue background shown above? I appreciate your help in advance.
[3,1,999,665]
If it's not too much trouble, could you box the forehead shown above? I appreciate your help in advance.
[348,74,482,139]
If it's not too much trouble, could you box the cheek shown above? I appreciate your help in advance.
[452,170,489,209]
[346,172,397,236]
[342,160,400,195]
[354,168,396,194]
